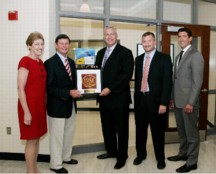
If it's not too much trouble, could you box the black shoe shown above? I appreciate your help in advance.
[133,156,146,165]
[176,164,197,173]
[63,159,78,165]
[50,167,68,173]
[167,155,188,161]
[97,153,116,159]
[114,159,126,169]
[157,160,166,169]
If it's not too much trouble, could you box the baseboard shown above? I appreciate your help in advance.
[0,143,105,162]
[0,152,50,162]
[77,108,134,112]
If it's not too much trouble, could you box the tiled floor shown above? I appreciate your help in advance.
[1,110,216,173]
[0,134,216,173]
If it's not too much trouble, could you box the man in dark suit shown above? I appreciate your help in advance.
[167,28,204,173]
[95,26,134,169]
[133,32,172,169]
[44,34,81,174]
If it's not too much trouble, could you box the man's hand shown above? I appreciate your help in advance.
[184,104,193,113]
[70,90,82,98]
[99,88,111,96]
[158,105,167,114]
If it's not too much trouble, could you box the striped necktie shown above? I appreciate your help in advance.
[65,58,72,80]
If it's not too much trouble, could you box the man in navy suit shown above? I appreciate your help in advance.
[44,34,81,174]
[133,32,172,170]
[95,26,134,169]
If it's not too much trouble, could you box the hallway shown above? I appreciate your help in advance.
[0,134,216,173]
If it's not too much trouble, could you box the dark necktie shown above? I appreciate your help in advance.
[178,50,184,63]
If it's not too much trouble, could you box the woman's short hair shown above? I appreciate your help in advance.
[26,31,44,46]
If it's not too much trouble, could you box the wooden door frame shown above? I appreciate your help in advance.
[161,23,210,138]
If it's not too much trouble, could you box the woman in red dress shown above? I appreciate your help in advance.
[17,32,47,173]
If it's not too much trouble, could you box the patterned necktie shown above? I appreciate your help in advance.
[141,55,151,92]
[102,48,111,68]
[65,58,72,80]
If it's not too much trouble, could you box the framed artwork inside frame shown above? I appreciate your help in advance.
[76,68,102,99]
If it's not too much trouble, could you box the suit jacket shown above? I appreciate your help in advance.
[95,43,134,109]
[44,53,77,118]
[134,51,173,112]
[173,47,204,108]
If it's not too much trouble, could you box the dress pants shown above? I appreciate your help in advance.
[174,107,200,166]
[48,106,76,169]
[99,103,129,160]
[135,94,166,161]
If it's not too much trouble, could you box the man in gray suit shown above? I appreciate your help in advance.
[167,28,204,173]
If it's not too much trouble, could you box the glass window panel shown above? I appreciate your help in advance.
[208,31,216,126]
[60,0,103,14]
[163,0,192,23]
[60,17,104,60]
[208,95,216,126]
[198,1,216,26]
[169,112,176,128]
[60,17,104,145]
[110,0,157,19]
[209,31,216,90]
[110,21,156,58]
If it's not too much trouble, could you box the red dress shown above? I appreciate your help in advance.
[18,56,47,140]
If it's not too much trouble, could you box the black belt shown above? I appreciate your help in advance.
[142,92,150,95]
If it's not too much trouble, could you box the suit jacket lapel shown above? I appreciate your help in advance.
[55,53,70,77]
[98,48,106,68]
[104,43,121,66]
[176,47,193,73]
[139,54,144,80]
[148,51,158,75]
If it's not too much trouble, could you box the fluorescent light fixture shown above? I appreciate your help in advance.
[167,26,183,32]
[80,0,91,12]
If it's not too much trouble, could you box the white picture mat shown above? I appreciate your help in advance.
[76,69,102,94]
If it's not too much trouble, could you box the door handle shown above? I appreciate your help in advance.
[201,88,208,92]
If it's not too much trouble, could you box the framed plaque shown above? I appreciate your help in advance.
[76,68,102,98]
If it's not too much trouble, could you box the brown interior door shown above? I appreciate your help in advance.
[161,23,210,142]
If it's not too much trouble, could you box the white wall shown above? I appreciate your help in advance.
[0,0,56,154]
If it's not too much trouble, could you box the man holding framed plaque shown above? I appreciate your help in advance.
[44,34,81,174]
[95,26,134,170]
